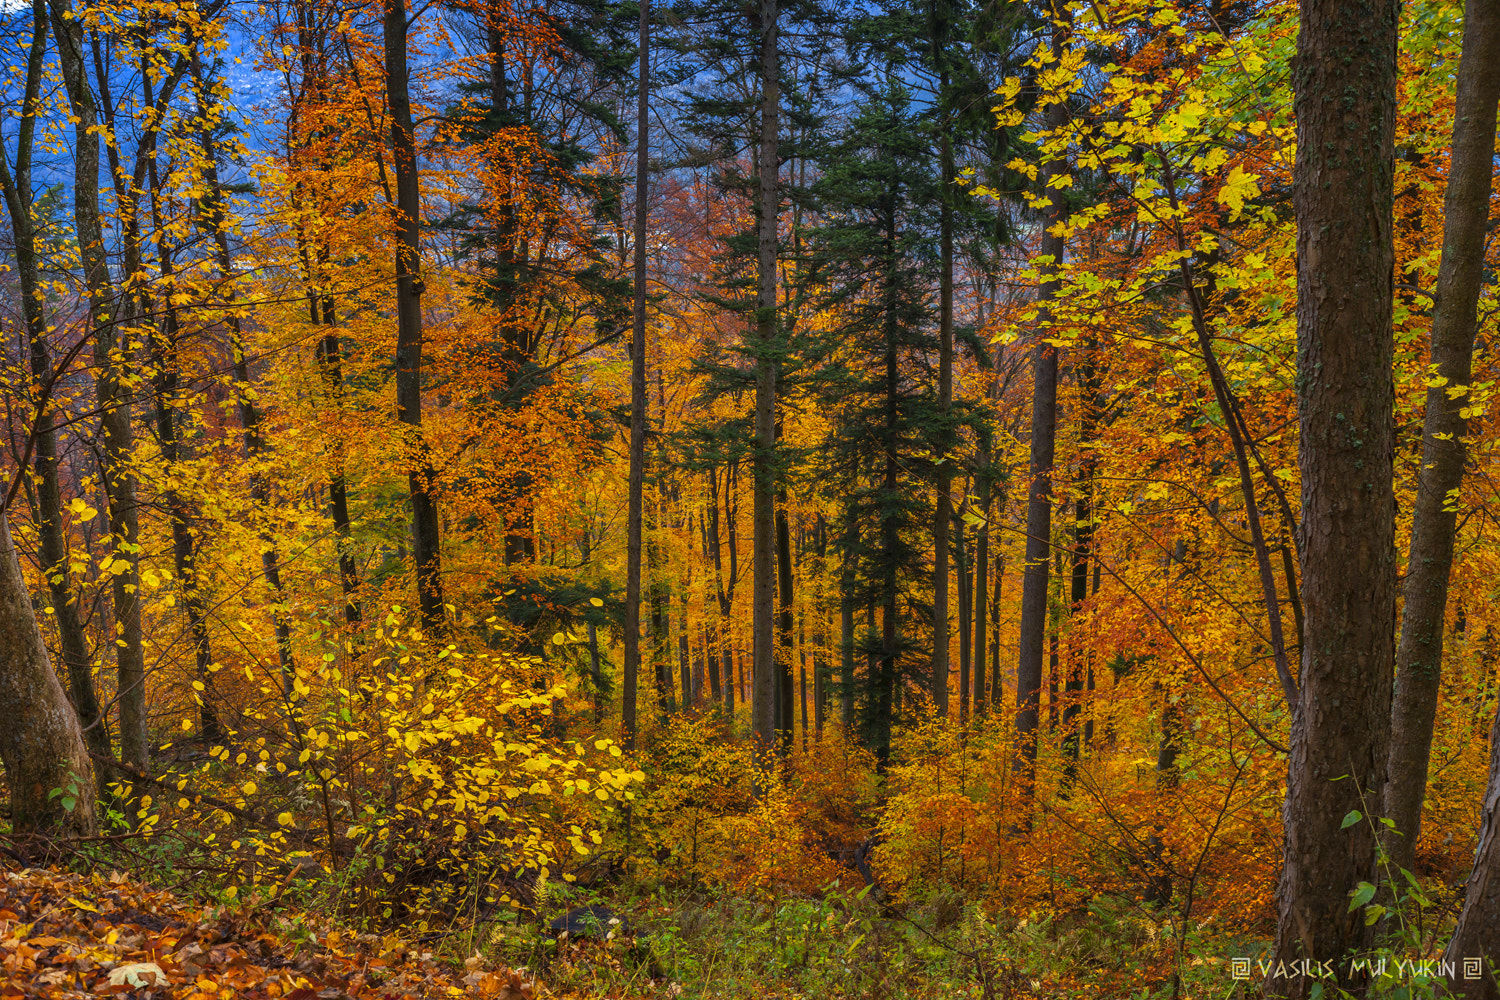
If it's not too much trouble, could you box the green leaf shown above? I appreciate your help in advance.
[1341,810,1363,829]
[1348,881,1376,911]
[1363,903,1386,926]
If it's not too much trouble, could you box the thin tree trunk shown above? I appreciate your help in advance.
[146,150,222,741]
[799,623,808,750]
[992,548,1005,708]
[1384,0,1500,876]
[622,0,649,750]
[384,0,444,632]
[1273,0,1399,986]
[1064,335,1100,781]
[930,8,954,718]
[956,513,970,724]
[776,495,794,753]
[1015,26,1070,808]
[751,0,780,756]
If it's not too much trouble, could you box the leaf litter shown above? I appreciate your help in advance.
[0,864,538,999]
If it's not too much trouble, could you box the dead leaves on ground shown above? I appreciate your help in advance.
[0,865,538,999]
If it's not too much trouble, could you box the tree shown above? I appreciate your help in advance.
[1015,5,1071,812]
[384,0,445,632]
[811,76,943,763]
[751,0,782,755]
[1384,0,1500,877]
[624,0,649,751]
[0,0,110,770]
[1273,0,1399,988]
[0,513,98,839]
[48,0,149,779]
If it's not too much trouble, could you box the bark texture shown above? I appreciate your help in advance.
[1273,0,1399,989]
[0,516,98,838]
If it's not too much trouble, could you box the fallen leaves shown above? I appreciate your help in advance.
[0,864,543,999]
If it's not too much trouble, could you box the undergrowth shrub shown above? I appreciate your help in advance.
[126,606,642,930]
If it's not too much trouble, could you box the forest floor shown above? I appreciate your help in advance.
[0,864,540,999]
[0,861,1245,998]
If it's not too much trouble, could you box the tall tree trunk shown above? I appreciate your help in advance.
[146,153,222,741]
[1384,0,1500,876]
[0,516,98,838]
[384,0,444,632]
[622,0,649,750]
[1015,26,1070,808]
[1064,335,1100,780]
[929,4,954,719]
[751,0,780,756]
[50,0,148,776]
[974,353,1004,720]
[0,2,109,771]
[876,269,900,766]
[1273,0,1399,986]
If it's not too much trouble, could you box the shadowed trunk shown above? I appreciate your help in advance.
[751,0,781,756]
[1272,0,1399,987]
[622,0,649,750]
[1384,0,1500,877]
[384,0,444,632]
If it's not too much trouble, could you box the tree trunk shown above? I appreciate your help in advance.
[1064,336,1100,780]
[930,9,954,720]
[1274,0,1399,987]
[776,497,794,753]
[622,0,648,750]
[0,516,98,838]
[146,152,222,741]
[956,513,970,724]
[0,1,109,772]
[384,0,444,632]
[49,0,147,775]
[1443,701,1500,999]
[1015,37,1069,807]
[751,0,780,757]
[1384,0,1500,876]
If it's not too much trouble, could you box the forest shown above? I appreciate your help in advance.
[0,0,1497,995]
